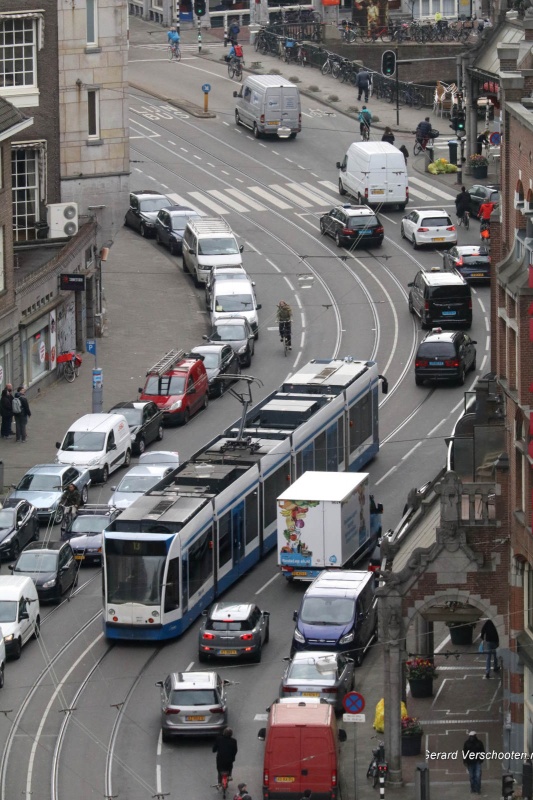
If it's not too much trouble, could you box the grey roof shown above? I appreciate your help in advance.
[0,96,31,137]
[473,20,524,77]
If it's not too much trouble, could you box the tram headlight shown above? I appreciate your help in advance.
[108,608,115,615]
[152,610,159,618]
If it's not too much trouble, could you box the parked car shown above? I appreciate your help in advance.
[124,190,171,237]
[9,541,77,603]
[198,601,270,663]
[7,464,91,525]
[203,317,255,367]
[401,208,457,249]
[0,501,39,560]
[467,184,500,218]
[441,245,491,282]
[156,671,229,740]
[279,651,355,711]
[205,265,252,309]
[154,205,202,254]
[62,504,121,565]
[139,350,209,426]
[108,401,164,456]
[414,328,477,386]
[191,344,240,397]
[108,464,175,509]
[319,204,384,247]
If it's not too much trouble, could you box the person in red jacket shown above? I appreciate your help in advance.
[478,200,495,221]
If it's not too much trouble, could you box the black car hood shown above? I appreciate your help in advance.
[13,568,56,586]
[0,526,15,543]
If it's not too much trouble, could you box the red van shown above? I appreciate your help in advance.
[139,349,209,426]
[258,700,346,799]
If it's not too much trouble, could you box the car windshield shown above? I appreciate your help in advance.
[430,286,470,299]
[299,597,356,625]
[422,217,451,227]
[113,407,142,426]
[199,352,220,369]
[171,213,197,231]
[198,237,239,255]
[144,376,186,396]
[346,214,376,226]
[289,662,336,681]
[213,325,246,341]
[208,619,253,631]
[17,473,62,491]
[139,198,169,213]
[116,475,161,493]
[215,294,253,313]
[0,600,17,622]
[61,432,106,452]
[170,689,217,705]
[0,509,15,528]
[70,516,108,534]
[15,552,58,572]
[418,343,456,357]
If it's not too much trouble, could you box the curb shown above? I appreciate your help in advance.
[129,81,217,118]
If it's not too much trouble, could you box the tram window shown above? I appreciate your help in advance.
[164,557,180,612]
[188,529,213,596]
[296,451,303,478]
[245,491,258,545]
[218,512,232,568]
[264,462,290,528]
[326,423,337,471]
[349,394,372,451]
[315,431,327,471]
[338,416,345,465]
[302,443,314,472]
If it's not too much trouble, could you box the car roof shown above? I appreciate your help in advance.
[453,245,486,255]
[209,602,254,620]
[23,541,65,552]
[131,190,168,199]
[213,280,253,294]
[110,401,153,411]
[24,464,71,475]
[163,205,199,215]
[333,204,375,216]
[420,328,461,344]
[139,450,180,464]
[168,671,218,690]
[420,270,467,285]
[192,344,226,355]
[213,316,249,326]
[119,465,170,478]
[413,208,450,217]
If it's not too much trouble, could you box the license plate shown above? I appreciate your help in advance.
[432,237,445,242]
[219,649,238,655]
[429,361,444,366]
[372,189,385,195]
[186,715,205,721]
[360,229,373,234]
[74,554,85,561]
[302,692,320,696]
[293,571,308,576]
[442,310,456,316]
[470,272,484,277]
[275,777,295,783]
[267,120,279,125]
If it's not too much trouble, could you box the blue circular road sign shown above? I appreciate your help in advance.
[343,691,365,714]
[202,83,211,93]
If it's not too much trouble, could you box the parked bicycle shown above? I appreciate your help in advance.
[367,738,388,789]
[167,43,181,61]
[321,51,343,76]
[57,351,82,383]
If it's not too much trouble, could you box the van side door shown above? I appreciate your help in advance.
[18,597,32,644]
[240,84,253,126]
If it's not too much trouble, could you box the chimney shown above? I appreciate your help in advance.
[498,43,520,71]
[525,18,533,41]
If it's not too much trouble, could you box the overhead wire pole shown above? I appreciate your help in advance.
[176,0,180,37]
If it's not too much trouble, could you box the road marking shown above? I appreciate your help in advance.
[293,350,302,368]
[270,184,312,207]
[408,186,435,201]
[227,188,266,211]
[193,154,202,160]
[185,661,195,671]
[319,179,339,193]
[301,181,339,205]
[248,185,291,210]
[188,191,230,215]
[284,277,295,290]
[208,189,248,212]
[245,241,261,253]
[255,572,279,594]
[409,175,456,200]
[165,192,204,215]
[375,465,398,486]
[287,183,331,206]
[266,258,281,273]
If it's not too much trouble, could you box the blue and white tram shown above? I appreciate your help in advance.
[103,357,387,641]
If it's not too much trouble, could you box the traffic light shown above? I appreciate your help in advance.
[381,50,396,77]
[502,773,515,799]
[450,111,466,135]
[194,0,206,16]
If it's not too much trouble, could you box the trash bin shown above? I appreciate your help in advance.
[448,140,458,166]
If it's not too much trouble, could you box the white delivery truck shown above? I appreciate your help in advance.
[277,471,383,582]
[336,141,408,209]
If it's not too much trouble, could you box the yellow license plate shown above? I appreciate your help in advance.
[220,649,237,655]
[293,571,308,576]
[471,273,484,276]
[302,692,320,696]
[275,777,295,783]
[268,120,280,125]
[372,189,385,194]
[432,237,445,242]
[74,554,85,561]
[186,715,205,721]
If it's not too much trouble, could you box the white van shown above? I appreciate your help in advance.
[182,218,243,286]
[55,413,132,483]
[337,142,409,209]
[210,277,261,338]
[233,75,301,139]
[0,575,40,660]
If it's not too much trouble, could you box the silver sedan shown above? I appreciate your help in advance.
[7,464,91,525]
[279,651,355,711]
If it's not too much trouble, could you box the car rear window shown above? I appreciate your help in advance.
[215,294,253,313]
[139,198,169,213]
[208,619,253,631]
[417,343,456,358]
[430,286,471,300]
[346,214,377,226]
[461,254,490,264]
[289,662,336,681]
[170,689,217,705]
[422,217,451,227]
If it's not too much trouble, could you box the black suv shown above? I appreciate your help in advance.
[108,401,164,455]
[124,190,171,237]
[408,268,472,329]
[415,328,477,386]
[319,204,384,247]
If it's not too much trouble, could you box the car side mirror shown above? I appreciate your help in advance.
[56,442,61,449]
[282,656,290,662]
[338,729,347,742]
[407,282,414,287]
[258,728,266,741]
[8,564,14,572]
[239,245,244,252]
[223,678,231,685]
[233,90,238,98]
[202,335,208,340]
[111,443,117,450]
[111,486,117,491]
[138,388,143,394]
[336,161,341,169]
[188,386,196,395]
[155,680,164,687]
[256,304,262,310]
[11,484,16,489]
[293,610,298,621]
[263,610,270,616]
[251,281,256,286]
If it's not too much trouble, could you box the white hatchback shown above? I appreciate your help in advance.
[401,208,457,249]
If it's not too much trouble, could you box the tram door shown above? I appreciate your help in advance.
[232,501,246,576]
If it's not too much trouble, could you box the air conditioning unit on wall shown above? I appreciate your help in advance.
[47,202,79,237]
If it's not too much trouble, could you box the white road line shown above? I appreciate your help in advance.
[408,186,435,201]
[193,154,202,160]
[134,167,143,172]
[310,172,319,178]
[300,312,305,328]
[207,162,216,168]
[223,121,230,126]
[402,442,423,461]
[270,184,312,207]
[245,241,261,253]
[226,188,266,211]
[156,764,162,794]
[300,332,305,348]
[284,277,295,290]
[301,182,339,205]
[166,192,204,215]
[185,661,195,671]
[248,185,292,210]
[272,150,279,155]
[285,158,293,163]
[235,177,244,183]
[259,142,267,148]
[409,175,456,200]
[481,354,487,371]
[188,191,230,215]
[167,141,176,145]
[293,350,302,368]
[160,183,169,189]
[319,180,339,193]
[208,189,248,212]
[266,258,281,273]
[295,295,303,309]
[375,465,398,486]
[478,299,486,313]
[255,572,279,594]
[287,183,331,206]
[221,170,230,175]
[180,147,188,152]
[428,419,445,437]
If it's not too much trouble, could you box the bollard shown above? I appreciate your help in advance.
[456,166,463,184]
[416,763,430,800]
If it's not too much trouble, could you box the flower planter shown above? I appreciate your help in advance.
[449,623,474,646]
[402,733,422,757]
[408,677,433,698]
[472,165,488,179]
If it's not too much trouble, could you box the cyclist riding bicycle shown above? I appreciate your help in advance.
[455,186,472,222]
[415,117,433,148]
[277,300,292,350]
[167,25,180,53]
[213,727,238,785]
[358,106,372,139]
[61,484,81,520]
[479,199,495,222]
[226,41,243,63]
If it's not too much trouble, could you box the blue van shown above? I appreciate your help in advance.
[291,571,377,667]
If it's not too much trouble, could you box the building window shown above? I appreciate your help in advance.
[0,226,4,293]
[87,89,100,138]
[11,149,39,242]
[86,0,98,46]
[0,18,36,89]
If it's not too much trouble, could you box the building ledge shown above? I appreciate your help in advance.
[86,138,103,147]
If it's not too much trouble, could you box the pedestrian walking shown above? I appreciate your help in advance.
[399,144,409,165]
[229,18,240,44]
[463,731,485,794]
[0,383,13,439]
[381,126,395,145]
[13,385,31,442]
[355,68,370,103]
[480,619,499,678]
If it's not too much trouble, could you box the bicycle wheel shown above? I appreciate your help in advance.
[284,338,289,357]
[383,86,394,103]
[235,63,243,81]
[321,60,331,75]
[168,46,174,61]
[228,62,235,79]
[413,141,422,156]
[413,92,424,110]
[254,34,262,51]
[464,213,470,230]
[63,361,76,383]
[175,46,181,61]
[332,61,342,79]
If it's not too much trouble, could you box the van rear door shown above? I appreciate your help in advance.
[264,88,282,132]
[281,87,299,131]
[301,729,336,793]
[269,732,301,793]
[386,152,408,205]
